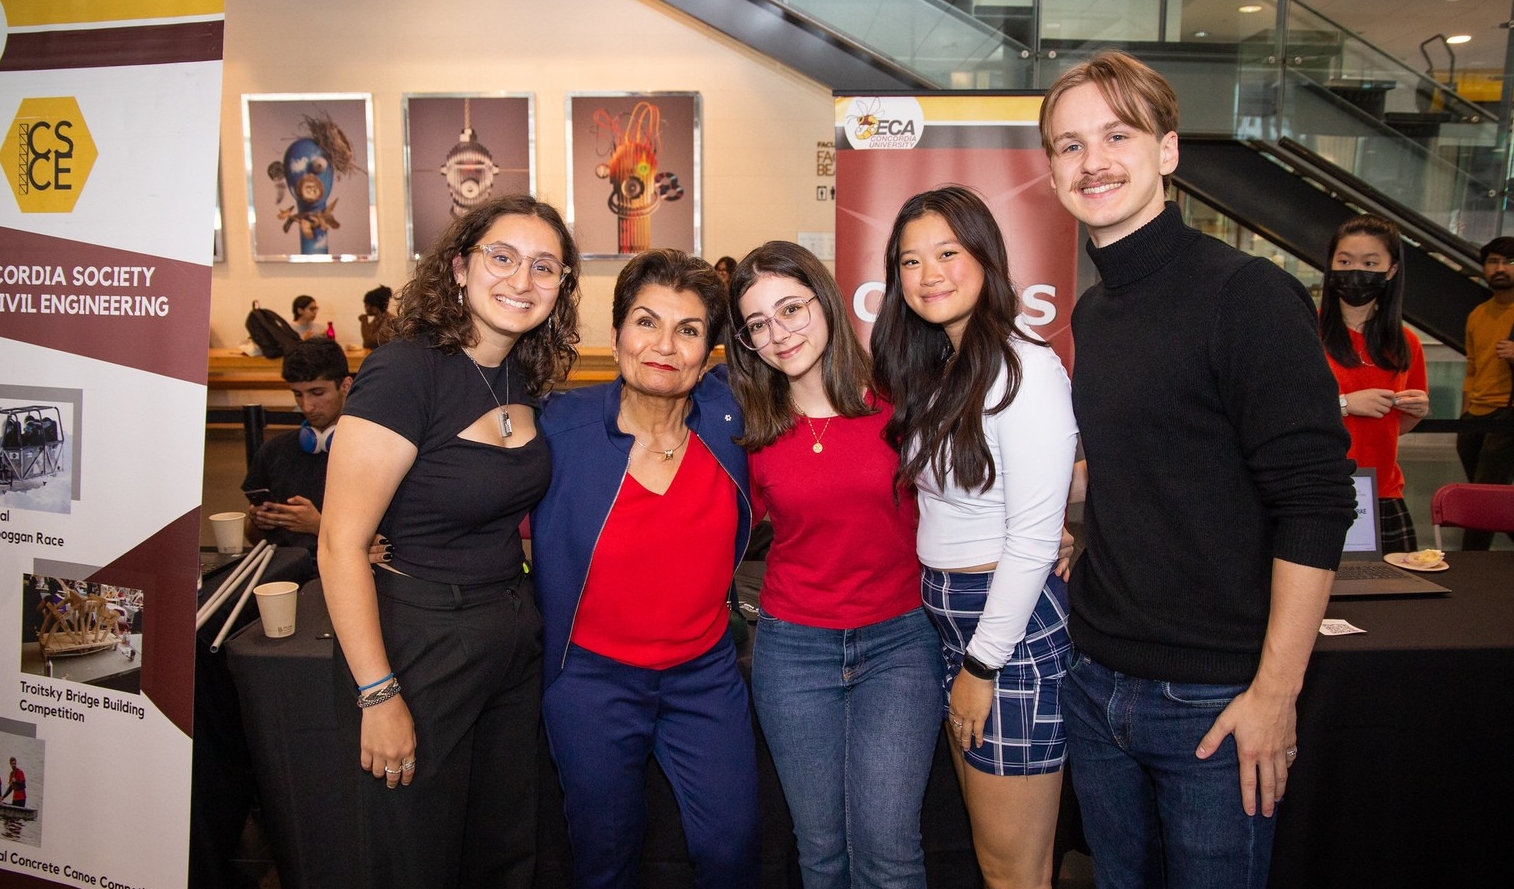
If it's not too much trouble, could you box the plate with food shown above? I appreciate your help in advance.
[1384,549,1448,572]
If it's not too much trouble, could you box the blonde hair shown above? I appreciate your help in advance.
[1039,51,1179,156]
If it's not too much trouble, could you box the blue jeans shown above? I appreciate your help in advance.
[1062,652,1277,889]
[751,607,943,889]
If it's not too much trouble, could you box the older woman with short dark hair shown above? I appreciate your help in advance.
[532,248,759,889]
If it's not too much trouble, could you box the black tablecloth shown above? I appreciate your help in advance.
[1271,550,1514,888]
[218,553,1514,888]
[189,546,315,889]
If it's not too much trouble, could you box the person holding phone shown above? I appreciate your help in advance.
[241,339,353,561]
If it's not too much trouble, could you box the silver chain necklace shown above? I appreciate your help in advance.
[466,351,512,440]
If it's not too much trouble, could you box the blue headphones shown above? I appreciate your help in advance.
[298,422,335,454]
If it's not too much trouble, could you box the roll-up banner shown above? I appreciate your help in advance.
[0,2,225,886]
[834,94,1078,370]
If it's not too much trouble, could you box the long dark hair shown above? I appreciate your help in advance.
[393,194,581,396]
[725,241,876,450]
[870,185,1043,493]
[1319,213,1410,372]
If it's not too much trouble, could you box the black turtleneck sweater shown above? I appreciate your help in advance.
[1068,203,1356,685]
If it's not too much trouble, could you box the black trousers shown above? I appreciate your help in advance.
[335,569,543,889]
[1455,406,1514,549]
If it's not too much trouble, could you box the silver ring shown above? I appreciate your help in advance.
[401,760,416,771]
[384,766,401,775]
[1285,746,1298,759]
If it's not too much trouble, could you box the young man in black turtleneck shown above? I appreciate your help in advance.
[1038,51,1356,886]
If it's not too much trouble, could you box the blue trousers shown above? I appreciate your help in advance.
[1062,652,1277,889]
[751,607,942,889]
[542,636,760,889]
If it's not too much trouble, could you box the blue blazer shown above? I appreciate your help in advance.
[531,367,752,686]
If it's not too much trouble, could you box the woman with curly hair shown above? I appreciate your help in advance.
[319,193,580,888]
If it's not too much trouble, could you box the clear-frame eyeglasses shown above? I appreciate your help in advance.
[466,244,567,286]
[736,295,820,350]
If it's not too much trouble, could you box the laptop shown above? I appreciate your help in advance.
[1330,468,1451,597]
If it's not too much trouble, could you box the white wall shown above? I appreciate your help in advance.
[212,0,836,350]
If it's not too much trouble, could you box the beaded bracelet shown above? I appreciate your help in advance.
[357,671,394,693]
[356,677,402,709]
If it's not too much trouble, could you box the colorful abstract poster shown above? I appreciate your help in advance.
[833,94,1079,372]
[0,2,224,886]
[567,92,699,260]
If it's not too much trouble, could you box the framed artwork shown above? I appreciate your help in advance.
[242,93,377,262]
[567,92,700,259]
[404,93,535,260]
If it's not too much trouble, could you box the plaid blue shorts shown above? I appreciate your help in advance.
[922,568,1072,776]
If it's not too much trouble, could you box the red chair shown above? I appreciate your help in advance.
[1431,483,1514,550]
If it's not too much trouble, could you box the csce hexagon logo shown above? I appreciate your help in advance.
[3,96,98,213]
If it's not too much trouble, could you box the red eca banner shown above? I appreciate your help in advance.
[833,94,1080,373]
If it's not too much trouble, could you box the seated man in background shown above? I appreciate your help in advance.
[241,339,351,567]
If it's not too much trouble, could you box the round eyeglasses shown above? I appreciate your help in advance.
[466,244,566,286]
[736,295,819,350]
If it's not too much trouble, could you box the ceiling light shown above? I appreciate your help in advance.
[1238,5,1262,12]
[1446,35,1472,44]
[1194,30,1209,38]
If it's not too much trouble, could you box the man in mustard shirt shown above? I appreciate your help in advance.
[1456,236,1514,549]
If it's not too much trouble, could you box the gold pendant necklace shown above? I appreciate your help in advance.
[621,412,691,461]
[466,351,513,440]
[798,411,832,454]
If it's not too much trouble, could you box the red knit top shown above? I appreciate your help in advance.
[571,435,737,669]
[749,400,921,630]
[1327,326,1426,500]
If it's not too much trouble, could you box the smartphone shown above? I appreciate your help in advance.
[243,488,275,507]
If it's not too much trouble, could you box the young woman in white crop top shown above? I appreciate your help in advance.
[870,185,1079,889]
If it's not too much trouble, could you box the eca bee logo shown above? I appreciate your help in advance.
[4,96,98,213]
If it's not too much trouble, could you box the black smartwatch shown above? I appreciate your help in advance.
[960,653,1000,681]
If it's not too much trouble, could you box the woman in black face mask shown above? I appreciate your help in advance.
[1319,213,1431,552]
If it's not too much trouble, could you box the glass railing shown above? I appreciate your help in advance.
[1176,191,1465,419]
[775,0,1512,243]
[782,0,1022,87]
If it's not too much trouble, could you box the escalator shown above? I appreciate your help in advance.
[663,0,1501,352]
[1175,137,1488,351]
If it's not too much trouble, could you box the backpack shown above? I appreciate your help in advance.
[245,301,302,358]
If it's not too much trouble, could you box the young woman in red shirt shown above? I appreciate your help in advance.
[1320,213,1430,552]
[726,240,943,889]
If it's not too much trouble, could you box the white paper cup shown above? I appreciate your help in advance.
[210,512,246,554]
[253,581,300,638]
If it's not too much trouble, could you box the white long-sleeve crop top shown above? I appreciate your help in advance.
[913,336,1079,668]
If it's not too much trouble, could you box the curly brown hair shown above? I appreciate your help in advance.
[392,194,581,396]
